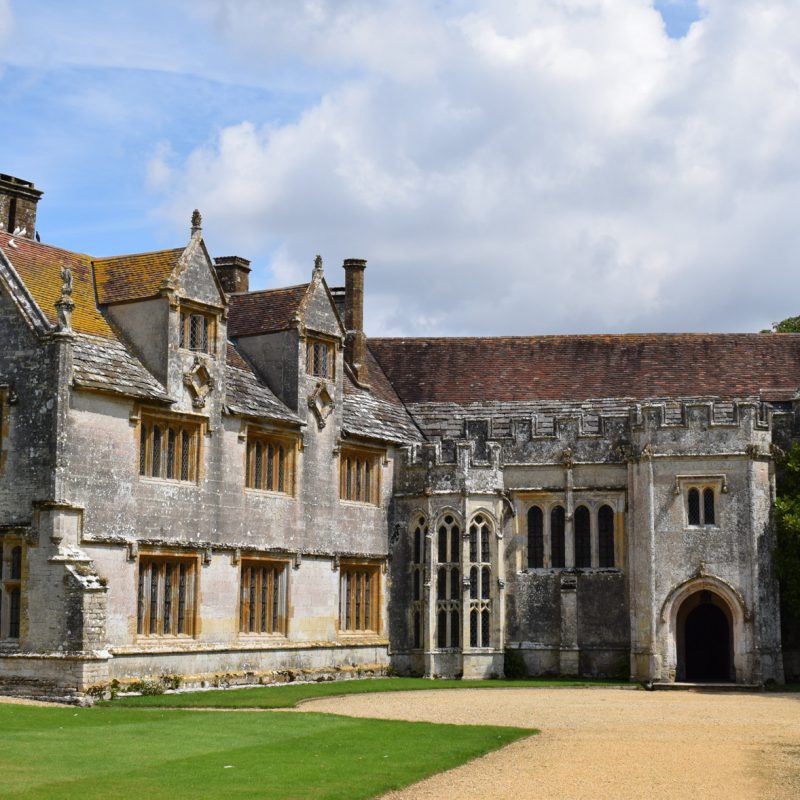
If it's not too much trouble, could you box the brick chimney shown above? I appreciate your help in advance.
[343,258,369,386]
[0,174,42,239]
[214,255,251,294]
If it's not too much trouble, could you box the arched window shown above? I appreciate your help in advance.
[551,506,565,568]
[435,515,461,649]
[410,517,426,650]
[688,488,700,525]
[527,506,544,568]
[467,514,492,648]
[703,488,715,526]
[574,506,591,568]
[598,505,615,568]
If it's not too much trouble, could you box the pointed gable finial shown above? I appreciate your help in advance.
[313,254,324,277]
[55,261,75,332]
[191,209,202,237]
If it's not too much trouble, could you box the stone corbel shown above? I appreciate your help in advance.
[203,547,212,566]
[332,555,340,572]
[232,548,241,566]
[293,552,302,570]
[127,541,139,562]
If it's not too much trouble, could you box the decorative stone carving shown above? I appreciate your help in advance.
[184,357,214,408]
[308,382,335,429]
[55,263,75,331]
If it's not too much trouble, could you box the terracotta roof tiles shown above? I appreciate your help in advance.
[369,334,800,404]
[227,284,309,337]
[93,248,184,305]
[0,230,113,337]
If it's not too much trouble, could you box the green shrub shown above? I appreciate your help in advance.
[503,648,528,680]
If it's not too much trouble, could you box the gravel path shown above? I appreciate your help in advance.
[297,687,800,799]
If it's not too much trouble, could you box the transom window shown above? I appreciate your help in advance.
[239,560,287,635]
[245,431,295,495]
[306,338,334,378]
[339,562,380,633]
[436,515,461,649]
[136,555,196,637]
[139,414,202,483]
[340,447,381,505]
[0,541,23,640]
[687,487,716,526]
[179,309,215,354]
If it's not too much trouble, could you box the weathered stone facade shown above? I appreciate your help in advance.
[0,176,796,698]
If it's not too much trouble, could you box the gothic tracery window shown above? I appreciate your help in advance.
[468,515,492,648]
[527,506,544,569]
[598,504,615,568]
[410,517,426,650]
[435,515,460,649]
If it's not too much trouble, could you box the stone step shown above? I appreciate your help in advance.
[650,681,762,692]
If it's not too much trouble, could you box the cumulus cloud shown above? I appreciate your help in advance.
[154,0,800,336]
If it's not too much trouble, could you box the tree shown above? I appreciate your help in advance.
[768,315,800,333]
[774,443,800,620]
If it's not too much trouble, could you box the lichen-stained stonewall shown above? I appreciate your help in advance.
[0,175,796,699]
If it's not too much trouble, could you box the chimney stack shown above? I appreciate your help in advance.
[214,255,252,294]
[0,174,43,239]
[343,258,369,386]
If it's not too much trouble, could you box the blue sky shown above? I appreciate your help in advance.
[2,1,799,337]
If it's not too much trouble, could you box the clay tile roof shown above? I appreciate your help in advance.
[93,248,185,305]
[369,334,800,404]
[0,230,113,337]
[227,284,309,337]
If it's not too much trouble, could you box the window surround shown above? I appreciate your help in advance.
[135,552,199,638]
[178,304,217,356]
[244,427,299,496]
[0,538,24,642]
[339,560,381,635]
[675,475,726,529]
[339,444,383,506]
[521,494,623,571]
[410,515,427,650]
[137,409,205,484]
[305,335,335,380]
[238,558,289,636]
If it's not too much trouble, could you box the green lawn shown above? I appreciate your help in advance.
[107,675,627,708]
[0,704,532,799]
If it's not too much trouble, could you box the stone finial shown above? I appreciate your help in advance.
[55,262,75,331]
[191,209,202,237]
[313,254,324,277]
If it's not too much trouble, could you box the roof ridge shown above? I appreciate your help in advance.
[92,246,186,262]
[370,332,793,342]
[0,229,93,260]
[235,282,310,297]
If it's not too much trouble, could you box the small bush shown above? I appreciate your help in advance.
[129,679,165,696]
[503,648,528,680]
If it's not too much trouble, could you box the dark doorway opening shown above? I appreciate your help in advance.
[684,599,731,681]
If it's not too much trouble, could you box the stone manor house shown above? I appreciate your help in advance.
[0,174,797,698]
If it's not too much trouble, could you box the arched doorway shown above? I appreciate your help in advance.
[676,590,733,682]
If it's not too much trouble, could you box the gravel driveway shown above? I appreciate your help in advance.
[297,687,800,799]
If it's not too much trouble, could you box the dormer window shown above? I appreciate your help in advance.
[179,309,215,354]
[306,338,334,379]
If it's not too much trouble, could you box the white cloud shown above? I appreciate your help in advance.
[154,0,800,336]
[0,0,12,63]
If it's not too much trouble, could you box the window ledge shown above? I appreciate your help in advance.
[685,525,721,531]
[244,488,295,500]
[138,477,199,488]
[339,499,381,509]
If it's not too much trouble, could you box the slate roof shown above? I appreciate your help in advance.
[369,334,800,405]
[0,231,113,337]
[72,334,170,402]
[227,284,309,337]
[342,350,422,443]
[93,248,185,305]
[224,345,301,425]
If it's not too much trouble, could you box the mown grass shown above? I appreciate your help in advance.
[106,675,628,708]
[0,704,531,799]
